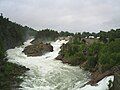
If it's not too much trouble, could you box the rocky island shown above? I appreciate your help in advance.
[23,41,53,56]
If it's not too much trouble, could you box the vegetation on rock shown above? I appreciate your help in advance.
[0,60,29,90]
[56,29,120,86]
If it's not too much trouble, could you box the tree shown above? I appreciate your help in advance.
[98,31,108,43]
[82,32,91,38]
[0,39,5,59]
[108,39,120,53]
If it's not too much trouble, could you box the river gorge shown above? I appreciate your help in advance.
[6,39,113,90]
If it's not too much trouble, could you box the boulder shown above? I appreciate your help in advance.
[23,42,53,56]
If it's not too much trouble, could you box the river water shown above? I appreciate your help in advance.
[7,39,113,90]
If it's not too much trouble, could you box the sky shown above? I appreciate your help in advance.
[0,0,120,33]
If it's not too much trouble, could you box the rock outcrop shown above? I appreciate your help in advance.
[56,53,120,87]
[87,70,113,85]
[87,65,120,86]
[23,42,53,56]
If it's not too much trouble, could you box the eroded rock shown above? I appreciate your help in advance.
[23,42,53,56]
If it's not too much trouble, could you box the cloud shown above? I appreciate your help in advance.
[0,0,120,32]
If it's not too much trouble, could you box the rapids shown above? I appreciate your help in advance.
[7,39,113,90]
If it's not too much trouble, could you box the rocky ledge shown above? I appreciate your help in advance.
[86,65,120,86]
[23,41,53,56]
[56,54,120,87]
[0,59,30,90]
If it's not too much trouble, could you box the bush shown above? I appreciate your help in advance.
[87,56,97,68]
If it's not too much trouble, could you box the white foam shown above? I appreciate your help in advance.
[80,76,114,90]
[7,39,114,90]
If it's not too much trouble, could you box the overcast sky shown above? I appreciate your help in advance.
[0,0,120,32]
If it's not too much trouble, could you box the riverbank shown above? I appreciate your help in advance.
[0,58,29,90]
[4,38,118,90]
[56,54,115,87]
[0,39,34,90]
[55,32,120,89]
[0,15,37,90]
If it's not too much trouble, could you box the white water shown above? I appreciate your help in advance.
[7,39,113,90]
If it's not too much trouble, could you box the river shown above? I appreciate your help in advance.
[7,39,113,90]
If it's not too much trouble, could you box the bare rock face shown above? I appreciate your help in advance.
[23,42,53,56]
[87,65,120,86]
[55,55,63,60]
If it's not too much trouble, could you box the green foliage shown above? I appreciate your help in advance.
[98,31,108,43]
[99,39,120,71]
[0,61,29,89]
[88,42,104,55]
[0,16,37,50]
[0,15,35,89]
[59,29,120,72]
[98,29,120,43]
[35,29,59,41]
[108,39,120,53]
[82,32,91,38]
[0,39,5,59]
[59,31,74,37]
[86,56,97,69]
[59,37,87,66]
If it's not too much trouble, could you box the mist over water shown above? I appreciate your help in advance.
[7,39,113,90]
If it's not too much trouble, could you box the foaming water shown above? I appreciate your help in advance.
[7,39,113,90]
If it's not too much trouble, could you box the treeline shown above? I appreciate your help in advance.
[35,29,59,41]
[98,29,120,43]
[0,15,37,59]
[35,28,120,43]
[59,31,74,37]
[59,29,120,72]
[34,29,74,42]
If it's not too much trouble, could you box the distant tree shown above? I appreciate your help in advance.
[108,39,120,53]
[82,32,91,38]
[98,31,108,43]
[91,32,98,38]
[35,29,59,41]
[59,31,74,37]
